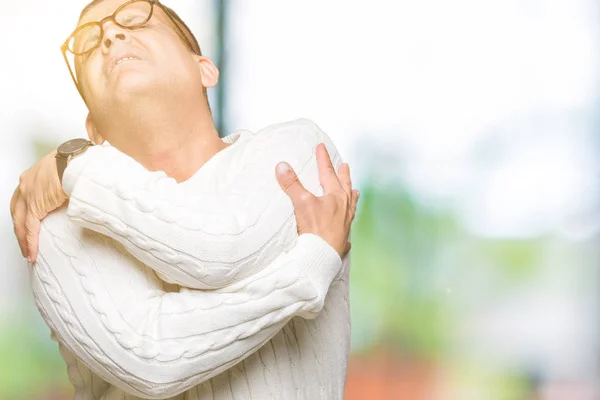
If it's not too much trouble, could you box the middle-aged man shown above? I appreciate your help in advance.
[10,0,359,399]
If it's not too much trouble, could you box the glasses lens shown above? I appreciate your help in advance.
[116,1,152,28]
[69,24,102,54]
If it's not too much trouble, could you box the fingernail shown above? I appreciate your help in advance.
[27,256,32,263]
[356,190,360,199]
[276,162,290,176]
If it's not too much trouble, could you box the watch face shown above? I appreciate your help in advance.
[58,138,90,155]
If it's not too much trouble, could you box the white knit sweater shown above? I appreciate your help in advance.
[30,119,350,400]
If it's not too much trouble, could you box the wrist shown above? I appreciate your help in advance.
[50,150,68,199]
[56,139,94,196]
[61,148,92,197]
[321,236,346,259]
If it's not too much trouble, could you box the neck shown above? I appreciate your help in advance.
[95,96,228,182]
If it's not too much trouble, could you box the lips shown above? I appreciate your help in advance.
[107,53,141,75]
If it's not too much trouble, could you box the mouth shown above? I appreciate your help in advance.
[107,54,141,75]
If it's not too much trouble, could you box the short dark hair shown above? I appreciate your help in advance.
[80,0,202,55]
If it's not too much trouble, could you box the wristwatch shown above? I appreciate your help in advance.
[55,138,95,184]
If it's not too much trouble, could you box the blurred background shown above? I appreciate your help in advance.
[1,0,599,399]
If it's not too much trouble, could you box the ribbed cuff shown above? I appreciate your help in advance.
[295,234,342,309]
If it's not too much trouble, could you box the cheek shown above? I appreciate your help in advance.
[145,28,193,68]
[81,55,105,95]
[147,46,186,77]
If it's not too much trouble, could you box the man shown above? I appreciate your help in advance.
[11,0,357,399]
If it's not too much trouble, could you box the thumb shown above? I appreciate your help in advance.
[276,162,310,205]
[25,213,41,263]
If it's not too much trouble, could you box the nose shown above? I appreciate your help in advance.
[101,21,129,53]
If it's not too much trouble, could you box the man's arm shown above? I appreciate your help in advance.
[31,155,355,399]
[33,229,341,399]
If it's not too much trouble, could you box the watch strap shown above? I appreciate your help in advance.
[56,154,69,185]
[55,139,94,185]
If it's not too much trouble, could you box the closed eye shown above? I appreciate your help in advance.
[85,33,101,48]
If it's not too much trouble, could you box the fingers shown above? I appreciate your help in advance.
[276,162,313,206]
[11,190,27,258]
[316,144,341,193]
[25,213,41,263]
[351,189,360,216]
[338,163,352,196]
[9,187,18,217]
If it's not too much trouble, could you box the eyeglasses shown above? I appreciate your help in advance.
[61,0,195,100]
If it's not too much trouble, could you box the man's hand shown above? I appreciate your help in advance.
[10,150,68,263]
[276,143,359,258]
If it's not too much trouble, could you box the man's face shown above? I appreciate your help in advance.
[76,0,197,108]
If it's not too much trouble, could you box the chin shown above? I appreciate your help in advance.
[108,69,190,103]
[110,73,157,99]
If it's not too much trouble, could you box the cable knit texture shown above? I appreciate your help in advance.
[31,119,351,400]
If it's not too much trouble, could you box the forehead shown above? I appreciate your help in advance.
[78,0,168,26]
[79,0,124,25]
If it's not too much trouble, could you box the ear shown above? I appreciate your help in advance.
[195,55,219,88]
[85,114,105,144]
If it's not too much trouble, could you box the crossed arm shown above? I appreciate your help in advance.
[12,120,358,397]
[13,119,357,288]
[32,221,344,398]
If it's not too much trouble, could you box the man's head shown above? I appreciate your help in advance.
[68,0,219,145]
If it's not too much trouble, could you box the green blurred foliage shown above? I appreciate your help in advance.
[349,172,545,365]
[445,362,535,400]
[476,239,545,283]
[0,319,70,399]
[350,180,456,357]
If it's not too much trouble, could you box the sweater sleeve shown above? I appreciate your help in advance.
[32,209,343,399]
[62,119,342,289]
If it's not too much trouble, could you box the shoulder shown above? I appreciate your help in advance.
[248,118,339,161]
[234,118,343,175]
[253,118,328,149]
